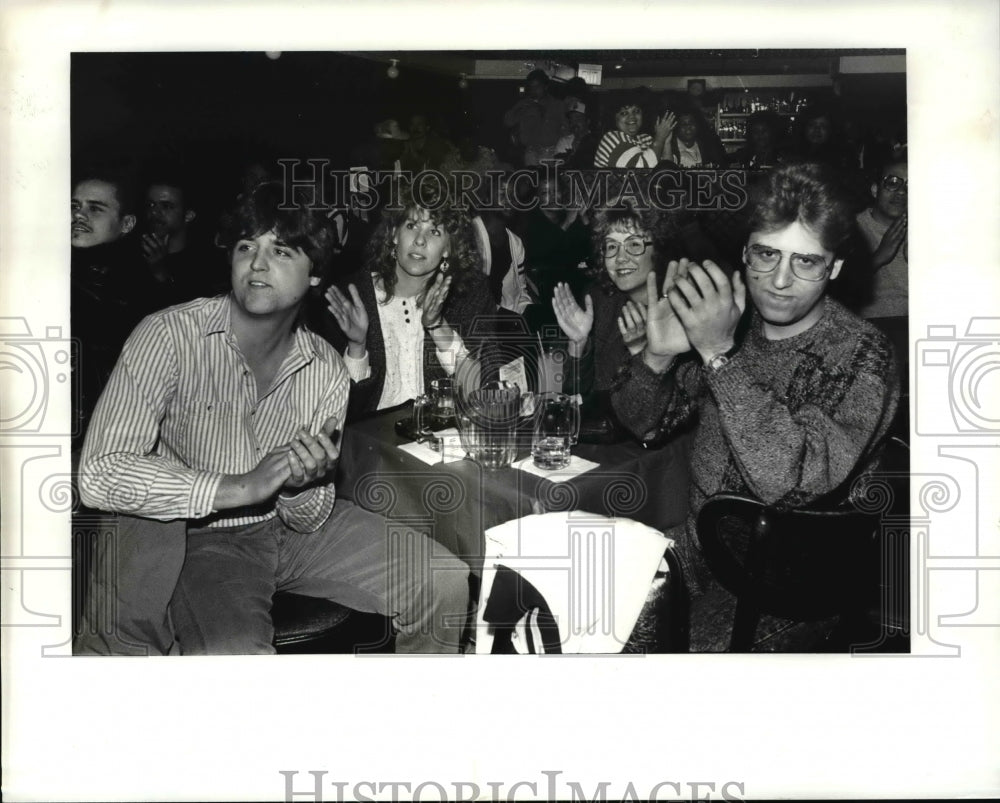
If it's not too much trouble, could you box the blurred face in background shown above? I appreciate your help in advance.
[805,115,832,146]
[872,162,907,221]
[676,113,699,147]
[146,184,194,240]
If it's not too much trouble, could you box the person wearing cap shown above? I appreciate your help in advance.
[553,99,600,168]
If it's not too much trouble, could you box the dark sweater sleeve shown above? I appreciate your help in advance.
[610,354,702,444]
[706,345,899,507]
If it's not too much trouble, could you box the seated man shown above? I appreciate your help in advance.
[854,155,908,322]
[140,167,228,308]
[611,163,899,594]
[71,168,144,445]
[76,181,469,655]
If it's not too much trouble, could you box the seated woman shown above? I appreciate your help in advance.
[667,102,729,168]
[593,90,676,169]
[551,199,683,402]
[729,110,784,170]
[317,184,495,421]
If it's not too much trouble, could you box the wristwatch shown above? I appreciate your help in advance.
[705,344,738,372]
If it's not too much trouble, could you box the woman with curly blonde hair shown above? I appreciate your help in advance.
[318,181,495,420]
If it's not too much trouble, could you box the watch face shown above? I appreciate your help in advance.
[708,354,730,371]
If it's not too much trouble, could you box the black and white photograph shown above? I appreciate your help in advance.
[2,2,998,801]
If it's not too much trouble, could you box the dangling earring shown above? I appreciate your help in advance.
[440,258,449,273]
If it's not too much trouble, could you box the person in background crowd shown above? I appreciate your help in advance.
[611,163,899,599]
[318,182,495,421]
[471,189,534,317]
[667,102,728,168]
[730,110,785,170]
[400,112,457,173]
[789,105,844,167]
[594,90,676,169]
[71,169,143,446]
[854,155,907,321]
[515,172,593,323]
[141,168,226,307]
[553,99,600,168]
[502,69,567,167]
[76,180,470,656]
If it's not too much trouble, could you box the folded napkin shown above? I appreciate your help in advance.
[476,512,673,654]
[512,454,599,483]
[397,429,466,465]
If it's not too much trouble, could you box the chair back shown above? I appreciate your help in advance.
[696,494,880,622]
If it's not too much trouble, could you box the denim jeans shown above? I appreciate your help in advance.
[75,501,470,655]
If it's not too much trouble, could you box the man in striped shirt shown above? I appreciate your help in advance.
[76,181,470,655]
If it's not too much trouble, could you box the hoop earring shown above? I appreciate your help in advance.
[440,259,449,273]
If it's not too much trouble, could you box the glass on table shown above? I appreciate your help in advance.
[531,392,580,470]
[455,380,520,469]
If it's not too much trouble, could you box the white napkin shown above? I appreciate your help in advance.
[512,454,599,483]
[476,512,673,654]
[397,429,466,465]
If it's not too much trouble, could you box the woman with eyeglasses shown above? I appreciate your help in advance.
[551,200,684,400]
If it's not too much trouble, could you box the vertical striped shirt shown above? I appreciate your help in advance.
[80,295,349,532]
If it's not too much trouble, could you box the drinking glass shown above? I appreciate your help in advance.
[531,392,580,470]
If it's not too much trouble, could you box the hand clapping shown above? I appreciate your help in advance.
[552,282,594,357]
[664,259,746,362]
[326,283,369,349]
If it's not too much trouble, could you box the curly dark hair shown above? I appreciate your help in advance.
[747,162,854,253]
[587,193,684,294]
[363,179,481,306]
[217,180,337,278]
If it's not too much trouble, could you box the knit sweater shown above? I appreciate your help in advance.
[611,297,900,589]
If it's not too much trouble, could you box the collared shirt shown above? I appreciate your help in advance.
[675,140,703,167]
[80,294,349,532]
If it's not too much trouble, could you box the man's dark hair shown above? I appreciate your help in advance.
[525,69,549,86]
[217,180,337,278]
[143,162,198,211]
[878,149,908,177]
[72,167,138,218]
[747,163,855,254]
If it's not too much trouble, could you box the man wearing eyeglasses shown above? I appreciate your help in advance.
[611,163,899,596]
[855,156,908,320]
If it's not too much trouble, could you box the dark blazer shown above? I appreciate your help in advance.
[313,269,497,421]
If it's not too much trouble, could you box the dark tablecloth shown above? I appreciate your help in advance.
[335,403,691,574]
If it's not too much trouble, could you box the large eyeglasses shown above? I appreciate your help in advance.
[744,245,833,282]
[603,237,654,259]
[880,175,908,192]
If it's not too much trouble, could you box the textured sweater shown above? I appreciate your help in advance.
[611,297,900,589]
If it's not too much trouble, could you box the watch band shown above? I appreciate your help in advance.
[706,344,738,372]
